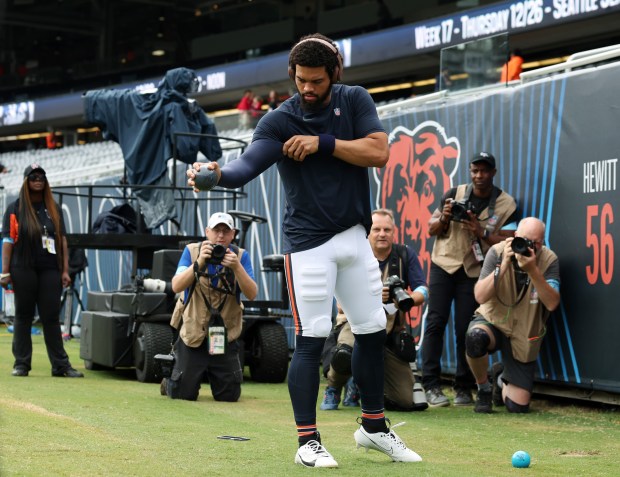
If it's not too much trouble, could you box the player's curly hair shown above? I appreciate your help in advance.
[288,33,340,81]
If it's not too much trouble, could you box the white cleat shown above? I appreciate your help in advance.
[354,423,422,462]
[295,440,339,468]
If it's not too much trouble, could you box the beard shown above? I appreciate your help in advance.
[299,83,332,112]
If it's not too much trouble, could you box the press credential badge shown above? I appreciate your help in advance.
[208,326,226,355]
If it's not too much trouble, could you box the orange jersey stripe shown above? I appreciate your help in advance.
[285,254,302,334]
[9,214,19,242]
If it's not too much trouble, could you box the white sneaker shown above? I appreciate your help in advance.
[294,440,339,468]
[354,423,422,462]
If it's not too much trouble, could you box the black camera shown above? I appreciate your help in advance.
[384,275,414,312]
[207,243,227,265]
[450,200,470,222]
[154,353,175,378]
[511,237,534,257]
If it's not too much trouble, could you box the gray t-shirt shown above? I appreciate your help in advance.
[479,246,560,291]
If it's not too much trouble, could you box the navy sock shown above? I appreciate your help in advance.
[288,335,326,442]
[298,431,320,447]
[352,329,389,434]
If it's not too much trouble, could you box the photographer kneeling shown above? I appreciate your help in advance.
[162,212,257,401]
[320,209,428,411]
[465,217,560,413]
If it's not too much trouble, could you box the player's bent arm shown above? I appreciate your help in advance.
[189,139,281,189]
[219,139,282,188]
[333,132,389,168]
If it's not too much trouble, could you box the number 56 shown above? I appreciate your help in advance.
[586,204,614,285]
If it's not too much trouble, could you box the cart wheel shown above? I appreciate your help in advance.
[248,322,289,383]
[134,322,173,383]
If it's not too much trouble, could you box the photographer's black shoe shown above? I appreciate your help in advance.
[474,389,493,413]
[12,367,29,377]
[52,367,84,378]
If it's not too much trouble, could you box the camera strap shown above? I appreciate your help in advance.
[493,252,529,308]
[193,244,238,295]
[196,285,228,322]
[197,286,228,354]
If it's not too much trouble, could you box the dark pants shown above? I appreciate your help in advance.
[421,263,476,391]
[167,337,242,402]
[11,266,71,373]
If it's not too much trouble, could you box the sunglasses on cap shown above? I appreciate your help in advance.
[28,174,46,182]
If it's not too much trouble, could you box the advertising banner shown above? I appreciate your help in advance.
[376,62,619,393]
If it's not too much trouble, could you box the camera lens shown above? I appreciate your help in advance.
[450,201,469,222]
[384,275,415,312]
[393,288,414,312]
[511,237,531,257]
[208,244,227,265]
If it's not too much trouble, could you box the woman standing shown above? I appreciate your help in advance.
[1,163,83,378]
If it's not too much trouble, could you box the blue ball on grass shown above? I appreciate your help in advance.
[512,450,531,468]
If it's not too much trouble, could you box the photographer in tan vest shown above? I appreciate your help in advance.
[466,217,560,413]
[162,212,257,402]
[422,152,519,407]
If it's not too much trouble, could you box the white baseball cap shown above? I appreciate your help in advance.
[208,212,235,229]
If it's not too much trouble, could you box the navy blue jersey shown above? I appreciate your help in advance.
[219,84,386,253]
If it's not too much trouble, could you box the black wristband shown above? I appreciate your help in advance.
[318,134,336,156]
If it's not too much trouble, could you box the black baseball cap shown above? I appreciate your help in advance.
[24,163,46,178]
[470,152,496,168]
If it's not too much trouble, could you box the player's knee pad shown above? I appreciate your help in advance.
[311,317,334,337]
[505,396,530,413]
[466,327,490,358]
[330,343,353,375]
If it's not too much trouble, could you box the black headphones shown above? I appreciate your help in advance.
[288,37,343,83]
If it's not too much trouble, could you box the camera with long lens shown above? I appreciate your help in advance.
[511,237,534,257]
[450,199,471,222]
[384,275,414,312]
[154,353,175,378]
[135,276,174,296]
[207,243,227,265]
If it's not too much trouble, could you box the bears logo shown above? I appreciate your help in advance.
[374,120,460,338]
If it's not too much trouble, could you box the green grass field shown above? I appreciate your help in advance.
[1,329,618,477]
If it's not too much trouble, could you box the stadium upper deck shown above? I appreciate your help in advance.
[1,0,619,146]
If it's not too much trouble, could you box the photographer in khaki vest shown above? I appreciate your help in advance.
[162,212,257,401]
[422,152,519,407]
[466,217,560,413]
